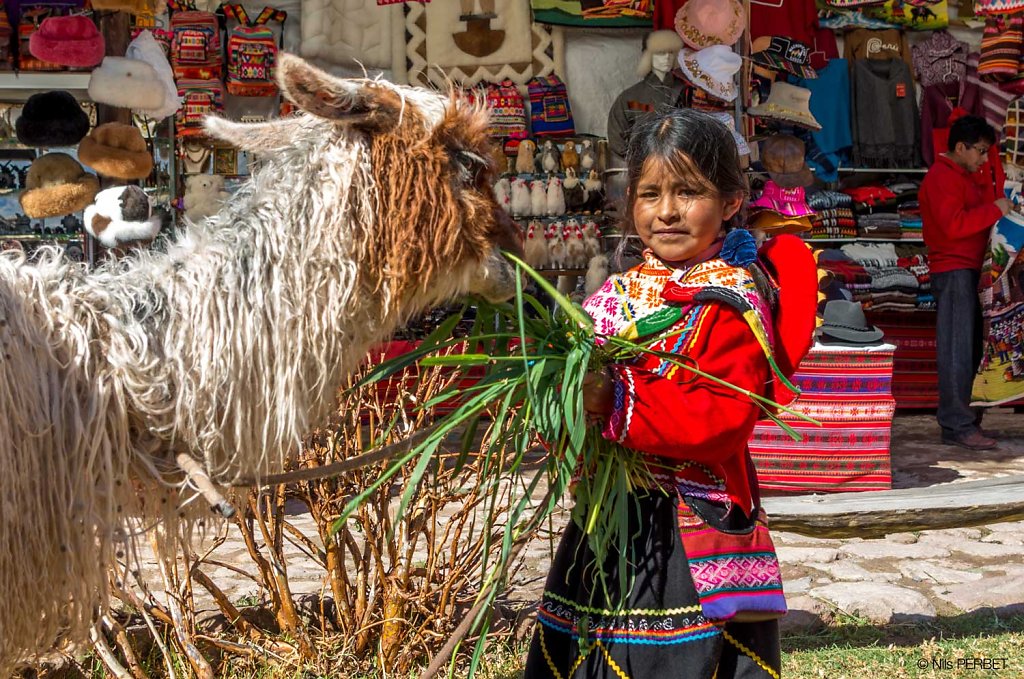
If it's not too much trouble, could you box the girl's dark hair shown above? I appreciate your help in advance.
[620,108,749,240]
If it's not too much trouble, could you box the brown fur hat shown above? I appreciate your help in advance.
[20,153,100,218]
[77,122,153,180]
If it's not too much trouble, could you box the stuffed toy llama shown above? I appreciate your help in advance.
[561,141,578,173]
[524,219,548,269]
[563,167,587,212]
[0,53,521,675]
[547,219,567,269]
[540,139,560,174]
[510,176,531,216]
[579,138,597,172]
[515,139,537,174]
[494,176,512,214]
[545,175,565,216]
[564,218,586,268]
[582,218,601,258]
[530,178,547,217]
[585,254,610,295]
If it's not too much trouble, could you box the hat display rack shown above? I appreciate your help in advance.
[0,4,176,262]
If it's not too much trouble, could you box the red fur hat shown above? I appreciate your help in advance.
[29,16,105,68]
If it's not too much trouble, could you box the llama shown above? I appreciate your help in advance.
[0,53,522,675]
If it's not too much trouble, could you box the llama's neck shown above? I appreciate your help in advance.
[116,144,412,481]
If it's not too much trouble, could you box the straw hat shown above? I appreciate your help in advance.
[676,45,741,103]
[78,123,153,180]
[748,81,821,131]
[19,153,100,219]
[674,0,745,50]
[761,135,814,188]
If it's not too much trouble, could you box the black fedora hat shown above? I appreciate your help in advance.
[818,300,884,344]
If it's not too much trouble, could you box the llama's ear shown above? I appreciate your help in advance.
[203,116,298,154]
[276,53,401,133]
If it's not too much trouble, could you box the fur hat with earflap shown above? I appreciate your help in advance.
[78,122,153,180]
[638,30,684,78]
[84,185,162,248]
[19,153,100,218]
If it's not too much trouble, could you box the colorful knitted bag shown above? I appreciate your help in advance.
[169,0,221,80]
[978,15,1022,83]
[527,74,575,137]
[974,0,1024,14]
[175,77,223,137]
[484,79,528,141]
[222,4,285,97]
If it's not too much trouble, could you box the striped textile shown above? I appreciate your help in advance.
[978,15,1023,82]
[869,311,939,408]
[749,346,895,493]
[967,52,1018,132]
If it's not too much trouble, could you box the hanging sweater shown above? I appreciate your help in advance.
[851,58,921,168]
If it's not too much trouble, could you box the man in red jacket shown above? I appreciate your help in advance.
[921,116,1012,450]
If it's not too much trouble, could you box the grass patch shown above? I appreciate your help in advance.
[782,611,1024,678]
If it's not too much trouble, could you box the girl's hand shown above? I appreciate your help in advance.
[582,368,615,419]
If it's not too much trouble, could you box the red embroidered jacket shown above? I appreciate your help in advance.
[585,253,779,514]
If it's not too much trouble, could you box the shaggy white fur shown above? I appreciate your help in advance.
[0,54,517,674]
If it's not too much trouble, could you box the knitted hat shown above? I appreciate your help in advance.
[676,46,741,102]
[761,135,814,188]
[748,81,822,131]
[19,153,100,218]
[15,91,91,147]
[750,36,817,80]
[78,123,153,180]
[638,30,685,78]
[674,0,745,50]
[84,185,162,248]
[29,15,105,68]
[88,57,166,112]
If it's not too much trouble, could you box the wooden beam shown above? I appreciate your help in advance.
[762,475,1024,539]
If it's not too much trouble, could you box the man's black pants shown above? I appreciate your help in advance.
[932,268,984,439]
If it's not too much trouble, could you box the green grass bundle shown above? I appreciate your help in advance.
[336,254,817,674]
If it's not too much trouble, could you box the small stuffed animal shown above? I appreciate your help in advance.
[563,167,587,212]
[582,218,602,258]
[510,177,531,216]
[84,185,162,248]
[530,179,547,217]
[585,254,610,295]
[561,141,579,173]
[524,219,548,269]
[583,169,604,213]
[515,140,537,174]
[564,218,586,268]
[546,220,566,269]
[540,140,560,174]
[546,175,565,216]
[494,177,511,214]
[184,173,229,222]
[579,139,597,172]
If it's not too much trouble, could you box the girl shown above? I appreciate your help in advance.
[523,109,818,679]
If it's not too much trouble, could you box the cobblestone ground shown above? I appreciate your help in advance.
[137,410,1024,635]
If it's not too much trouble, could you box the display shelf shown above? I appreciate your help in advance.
[0,233,84,242]
[803,238,924,244]
[0,72,91,96]
[837,166,928,174]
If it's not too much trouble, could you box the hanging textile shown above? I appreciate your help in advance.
[973,179,1024,406]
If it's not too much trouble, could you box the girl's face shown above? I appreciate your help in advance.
[632,156,743,266]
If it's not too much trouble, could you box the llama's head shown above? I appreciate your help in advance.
[203,53,521,310]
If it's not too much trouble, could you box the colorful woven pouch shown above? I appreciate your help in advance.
[676,492,787,623]
[978,15,1022,83]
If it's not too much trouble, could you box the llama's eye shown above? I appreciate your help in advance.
[453,150,489,186]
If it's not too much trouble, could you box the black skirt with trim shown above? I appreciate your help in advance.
[523,492,781,679]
